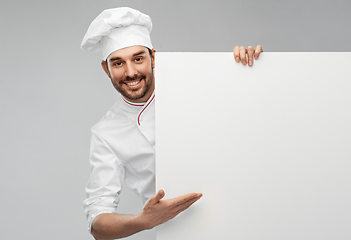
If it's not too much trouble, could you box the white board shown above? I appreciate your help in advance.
[155,52,351,240]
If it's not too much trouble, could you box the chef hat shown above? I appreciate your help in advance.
[81,7,153,60]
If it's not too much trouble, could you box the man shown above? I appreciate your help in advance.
[81,7,263,240]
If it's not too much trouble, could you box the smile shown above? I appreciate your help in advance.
[126,80,140,86]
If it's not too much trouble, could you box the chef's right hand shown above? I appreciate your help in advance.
[139,189,202,229]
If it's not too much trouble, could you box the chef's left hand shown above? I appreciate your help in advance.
[233,45,263,67]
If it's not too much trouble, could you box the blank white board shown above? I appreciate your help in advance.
[155,52,351,240]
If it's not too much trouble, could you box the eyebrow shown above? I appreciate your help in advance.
[109,50,147,62]
[132,50,147,57]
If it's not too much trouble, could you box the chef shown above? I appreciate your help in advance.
[81,7,263,240]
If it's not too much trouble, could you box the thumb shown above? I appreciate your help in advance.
[146,189,165,206]
[154,189,165,202]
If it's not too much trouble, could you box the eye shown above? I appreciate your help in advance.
[114,62,123,66]
[135,57,142,62]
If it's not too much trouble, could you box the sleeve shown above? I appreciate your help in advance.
[83,128,126,233]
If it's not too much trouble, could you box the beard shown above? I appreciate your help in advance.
[112,71,154,102]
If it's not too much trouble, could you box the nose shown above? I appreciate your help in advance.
[125,62,137,78]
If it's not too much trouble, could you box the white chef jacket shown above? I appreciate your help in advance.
[83,91,155,232]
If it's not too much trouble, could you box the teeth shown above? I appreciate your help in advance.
[127,80,140,86]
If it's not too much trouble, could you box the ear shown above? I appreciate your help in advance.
[101,60,111,78]
[151,48,156,69]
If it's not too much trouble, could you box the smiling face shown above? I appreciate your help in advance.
[101,46,156,103]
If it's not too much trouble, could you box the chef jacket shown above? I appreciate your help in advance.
[83,91,155,232]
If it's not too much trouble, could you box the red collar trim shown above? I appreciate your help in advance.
[138,94,155,125]
[121,96,145,107]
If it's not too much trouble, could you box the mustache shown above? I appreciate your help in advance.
[122,74,146,82]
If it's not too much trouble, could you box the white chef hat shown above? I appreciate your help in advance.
[81,7,153,60]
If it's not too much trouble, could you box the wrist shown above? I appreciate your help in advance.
[135,212,153,230]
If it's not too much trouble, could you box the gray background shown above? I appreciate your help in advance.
[0,0,350,240]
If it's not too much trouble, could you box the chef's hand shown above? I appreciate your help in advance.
[140,189,202,229]
[233,45,263,67]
